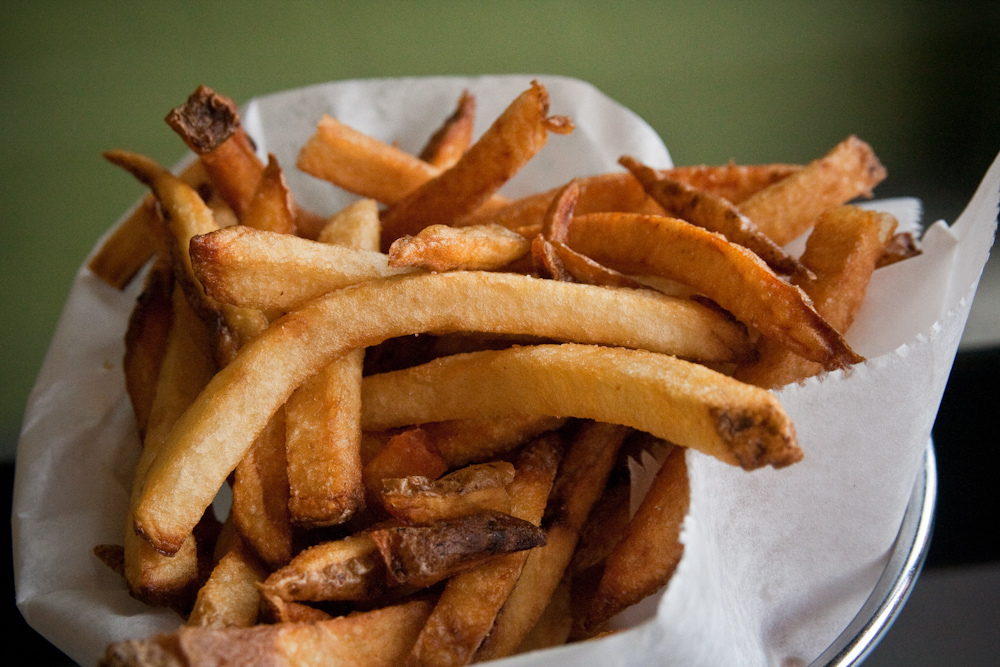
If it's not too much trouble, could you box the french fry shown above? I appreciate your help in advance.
[369,511,547,589]
[187,522,267,629]
[620,156,809,278]
[422,414,567,468]
[738,135,887,245]
[297,113,441,205]
[379,462,516,525]
[378,81,574,248]
[565,212,863,370]
[876,231,922,268]
[258,533,387,603]
[239,153,297,235]
[665,161,802,204]
[388,223,531,272]
[419,89,477,170]
[317,198,381,249]
[361,344,800,471]
[473,422,630,661]
[516,576,574,653]
[578,444,689,636]
[124,286,215,609]
[363,428,449,501]
[100,597,436,667]
[404,434,563,667]
[735,205,898,388]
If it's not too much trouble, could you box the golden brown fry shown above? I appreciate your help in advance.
[124,287,215,609]
[530,234,569,281]
[424,414,567,468]
[189,225,413,314]
[132,267,752,556]
[419,90,476,170]
[379,81,574,248]
[665,162,802,204]
[187,524,267,629]
[566,212,862,370]
[516,576,574,653]
[363,428,449,500]
[739,135,887,245]
[231,406,292,568]
[379,462,515,525]
[548,241,646,289]
[100,597,436,667]
[405,434,563,667]
[540,178,579,243]
[735,206,897,388]
[474,422,630,661]
[876,231,922,268]
[298,113,441,205]
[579,444,689,636]
[88,200,159,290]
[239,153,297,235]
[620,156,808,278]
[362,344,800,471]
[317,198,381,249]
[122,258,174,439]
[370,511,547,589]
[259,533,387,603]
[388,223,531,272]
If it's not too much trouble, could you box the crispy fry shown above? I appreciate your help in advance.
[239,154,297,235]
[548,241,646,289]
[665,162,802,204]
[735,206,897,388]
[370,511,547,589]
[362,344,800,471]
[298,113,441,205]
[317,198,381,249]
[379,81,574,248]
[405,434,563,667]
[876,231,922,268]
[259,533,387,603]
[579,444,689,635]
[363,428,450,501]
[124,287,215,609]
[474,422,630,661]
[187,524,267,629]
[419,90,476,169]
[423,414,567,468]
[620,156,808,278]
[388,223,531,272]
[100,598,436,667]
[739,135,887,245]
[379,462,516,525]
[566,212,862,370]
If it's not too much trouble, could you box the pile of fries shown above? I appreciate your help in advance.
[89,80,918,667]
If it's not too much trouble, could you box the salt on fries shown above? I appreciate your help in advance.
[87,80,914,667]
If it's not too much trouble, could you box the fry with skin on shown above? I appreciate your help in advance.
[405,434,563,667]
[239,153,297,235]
[419,90,477,169]
[578,444,689,636]
[565,212,862,370]
[474,422,631,661]
[665,161,802,204]
[738,135,887,245]
[122,259,173,439]
[379,461,515,525]
[379,81,574,249]
[187,521,267,629]
[620,156,808,278]
[735,205,898,388]
[362,344,800,471]
[258,532,387,603]
[317,198,381,249]
[389,223,531,272]
[421,414,567,468]
[363,428,449,500]
[99,597,437,667]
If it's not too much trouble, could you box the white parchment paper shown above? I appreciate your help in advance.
[12,75,1000,667]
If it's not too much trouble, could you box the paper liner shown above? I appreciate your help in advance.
[12,75,999,667]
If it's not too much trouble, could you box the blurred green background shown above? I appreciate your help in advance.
[2,0,999,462]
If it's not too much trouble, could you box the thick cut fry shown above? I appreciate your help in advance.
[736,206,897,388]
[474,422,630,661]
[620,156,808,278]
[132,272,754,555]
[380,462,515,525]
[122,259,174,439]
[405,434,563,667]
[379,81,574,248]
[738,135,887,245]
[579,444,689,635]
[189,226,414,314]
[370,511,547,588]
[317,198,381,249]
[284,199,377,528]
[388,223,531,272]
[362,344,800,471]
[298,113,441,205]
[419,90,476,169]
[259,533,387,603]
[124,287,215,608]
[187,527,267,629]
[665,162,802,204]
[421,414,566,468]
[566,212,862,370]
[100,597,436,667]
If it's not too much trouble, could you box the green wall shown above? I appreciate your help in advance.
[2,1,998,459]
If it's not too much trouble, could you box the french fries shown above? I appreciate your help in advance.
[90,80,914,667]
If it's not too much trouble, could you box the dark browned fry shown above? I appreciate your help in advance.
[876,231,922,268]
[419,90,477,169]
[258,533,387,603]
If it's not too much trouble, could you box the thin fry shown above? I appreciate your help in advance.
[388,223,531,272]
[419,90,476,170]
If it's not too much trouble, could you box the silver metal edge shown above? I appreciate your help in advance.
[809,440,938,666]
